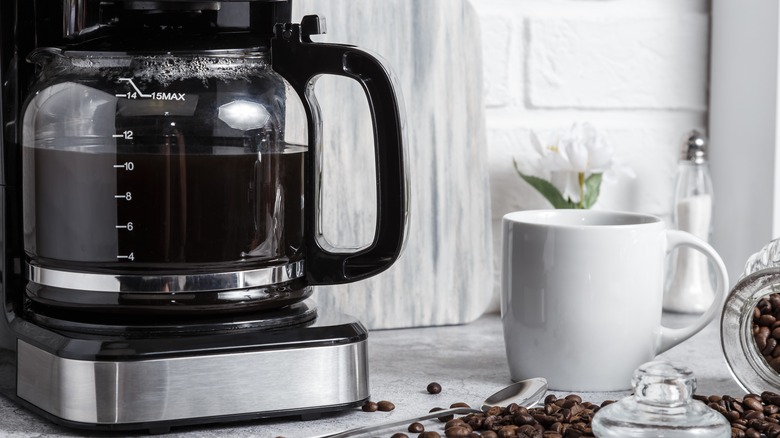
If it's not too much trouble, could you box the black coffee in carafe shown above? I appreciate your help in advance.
[24,144,305,269]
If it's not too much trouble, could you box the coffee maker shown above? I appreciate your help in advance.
[0,0,406,432]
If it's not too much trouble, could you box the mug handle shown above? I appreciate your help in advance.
[657,229,730,353]
[272,16,408,285]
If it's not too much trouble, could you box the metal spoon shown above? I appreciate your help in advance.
[318,377,548,438]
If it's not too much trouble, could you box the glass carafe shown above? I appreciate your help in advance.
[21,22,407,315]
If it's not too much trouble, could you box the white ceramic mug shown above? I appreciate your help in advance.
[501,210,729,391]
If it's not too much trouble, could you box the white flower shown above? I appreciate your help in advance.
[531,122,633,204]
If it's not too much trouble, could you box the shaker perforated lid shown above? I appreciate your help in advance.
[682,130,707,164]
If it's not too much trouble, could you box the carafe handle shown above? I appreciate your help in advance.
[272,16,408,285]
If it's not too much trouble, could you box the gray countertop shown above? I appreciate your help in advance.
[0,312,745,438]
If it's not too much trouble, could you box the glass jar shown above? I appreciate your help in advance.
[721,237,780,393]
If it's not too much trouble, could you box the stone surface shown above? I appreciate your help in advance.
[0,313,746,437]
[294,0,493,329]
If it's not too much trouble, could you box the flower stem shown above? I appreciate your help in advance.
[578,172,585,209]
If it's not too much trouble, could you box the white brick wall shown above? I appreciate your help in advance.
[469,0,712,309]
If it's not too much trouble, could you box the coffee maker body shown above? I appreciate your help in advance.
[0,0,406,432]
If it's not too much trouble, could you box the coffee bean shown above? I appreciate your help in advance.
[445,419,466,429]
[361,401,377,412]
[513,413,535,426]
[427,382,443,394]
[506,403,523,415]
[757,326,771,351]
[760,315,777,327]
[392,434,409,438]
[445,425,472,437]
[377,400,395,411]
[430,407,454,422]
[497,425,518,438]
[744,397,763,411]
[765,338,778,356]
[485,406,503,416]
[419,432,441,438]
[451,402,471,409]
[560,399,577,409]
[409,422,425,433]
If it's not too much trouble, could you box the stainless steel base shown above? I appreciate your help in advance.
[16,335,368,425]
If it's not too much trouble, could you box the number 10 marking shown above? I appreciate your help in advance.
[113,162,135,171]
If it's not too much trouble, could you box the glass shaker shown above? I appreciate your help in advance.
[592,361,731,437]
[664,130,715,313]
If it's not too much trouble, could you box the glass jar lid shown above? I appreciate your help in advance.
[592,361,730,437]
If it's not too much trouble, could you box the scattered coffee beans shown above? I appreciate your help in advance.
[367,388,780,438]
[428,382,443,394]
[447,394,601,438]
[752,293,780,373]
[693,391,780,438]
[378,400,396,412]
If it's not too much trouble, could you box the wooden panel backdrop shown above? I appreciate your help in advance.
[292,0,493,329]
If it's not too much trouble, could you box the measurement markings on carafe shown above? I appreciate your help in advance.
[116,77,151,99]
[108,77,190,265]
[113,182,135,261]
[115,77,186,101]
[111,99,136,263]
